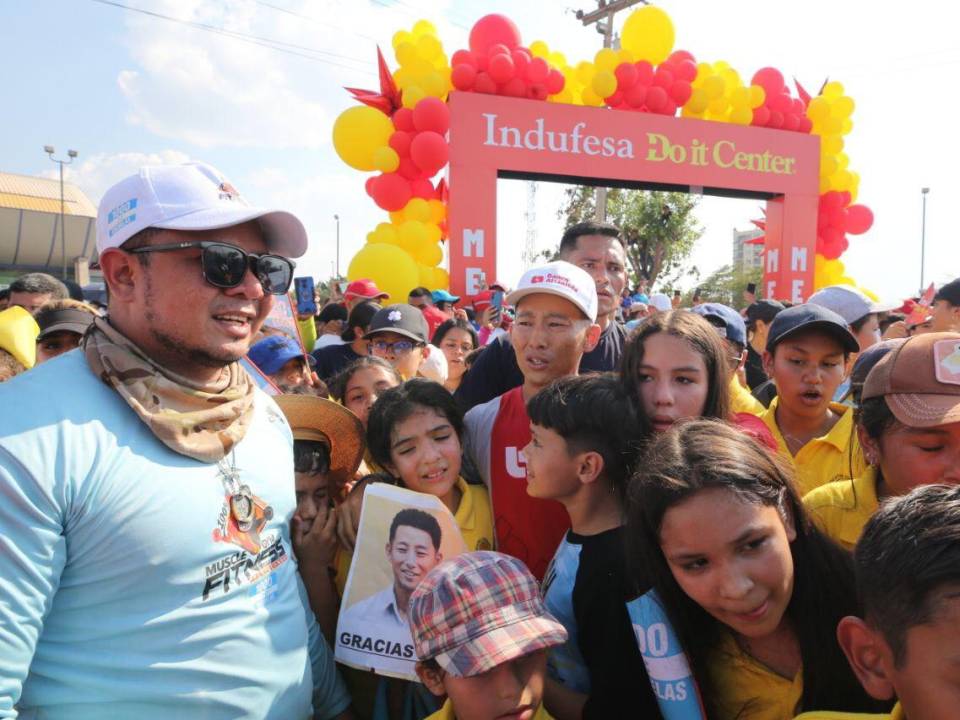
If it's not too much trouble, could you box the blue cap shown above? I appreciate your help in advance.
[431,289,460,304]
[692,303,747,346]
[248,335,308,376]
[766,303,860,354]
[633,293,650,304]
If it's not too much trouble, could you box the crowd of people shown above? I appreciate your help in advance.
[1,161,959,720]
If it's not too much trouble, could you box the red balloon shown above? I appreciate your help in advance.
[661,98,678,116]
[668,50,695,64]
[411,178,435,199]
[751,67,785,97]
[410,131,449,177]
[526,57,549,83]
[624,84,647,108]
[370,173,412,212]
[674,59,698,82]
[615,62,638,90]
[751,106,770,126]
[364,177,377,196]
[501,77,527,97]
[792,98,806,115]
[669,80,692,105]
[798,116,813,134]
[474,72,498,94]
[469,14,522,54]
[645,86,668,113]
[845,205,874,234]
[413,96,450,134]
[634,60,655,86]
[545,68,565,95]
[450,49,476,68]
[451,63,477,91]
[487,43,512,59]
[511,48,531,76]
[488,53,516,83]
[397,157,423,181]
[782,112,800,132]
[770,91,793,115]
[606,90,624,107]
[528,83,548,101]
[392,108,415,132]
[389,131,412,157]
[767,110,784,129]
[475,53,489,72]
[653,67,675,89]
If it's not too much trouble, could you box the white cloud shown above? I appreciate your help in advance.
[41,150,192,203]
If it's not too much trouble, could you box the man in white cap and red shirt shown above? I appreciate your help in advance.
[462,260,600,582]
[0,162,351,719]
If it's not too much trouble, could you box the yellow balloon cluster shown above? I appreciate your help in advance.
[814,255,856,291]
[807,81,859,199]
[364,197,448,292]
[529,41,637,106]
[392,20,453,109]
[682,61,765,125]
[620,5,674,65]
[331,106,395,172]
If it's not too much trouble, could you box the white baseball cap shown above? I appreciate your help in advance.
[96,162,308,258]
[507,261,598,322]
[648,293,672,312]
[807,285,898,325]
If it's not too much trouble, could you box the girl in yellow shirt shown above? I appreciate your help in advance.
[627,419,884,719]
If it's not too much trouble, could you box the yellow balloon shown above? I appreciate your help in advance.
[806,96,830,123]
[389,210,405,225]
[395,42,419,67]
[416,34,442,61]
[685,87,709,114]
[581,87,604,106]
[749,85,766,108]
[833,95,855,118]
[529,40,549,58]
[332,106,395,171]
[421,71,447,98]
[403,197,431,222]
[418,264,435,288]
[594,47,619,72]
[401,85,426,109]
[620,5,675,65]
[823,81,845,98]
[592,70,617,99]
[575,61,595,85]
[427,199,446,224]
[425,223,442,245]
[729,86,751,108]
[729,106,753,125]
[392,30,412,48]
[372,146,400,173]
[412,19,437,37]
[413,240,443,266]
[433,267,450,289]
[398,220,428,250]
[703,74,726,100]
[347,243,419,305]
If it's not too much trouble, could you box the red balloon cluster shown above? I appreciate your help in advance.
[450,14,564,101]
[366,97,450,212]
[817,191,874,259]
[606,50,696,115]
[750,67,812,133]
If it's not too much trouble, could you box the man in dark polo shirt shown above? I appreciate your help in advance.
[455,221,628,411]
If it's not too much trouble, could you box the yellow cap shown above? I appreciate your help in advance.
[0,306,40,369]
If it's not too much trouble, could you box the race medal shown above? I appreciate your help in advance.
[230,485,255,531]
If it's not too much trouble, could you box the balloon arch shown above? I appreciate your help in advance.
[332,8,875,303]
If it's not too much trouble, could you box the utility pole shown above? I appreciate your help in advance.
[44,145,78,280]
[920,187,929,293]
[576,0,646,222]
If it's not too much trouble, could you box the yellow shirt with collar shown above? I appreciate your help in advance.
[335,477,493,595]
[708,632,803,720]
[730,375,766,416]
[802,467,880,551]
[425,698,554,720]
[759,397,867,496]
[793,703,903,719]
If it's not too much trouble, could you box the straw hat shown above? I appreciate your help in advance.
[274,395,365,483]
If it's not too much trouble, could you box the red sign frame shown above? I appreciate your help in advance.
[447,92,820,303]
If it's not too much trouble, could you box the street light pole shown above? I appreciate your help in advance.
[333,214,340,278]
[920,187,929,293]
[44,146,78,280]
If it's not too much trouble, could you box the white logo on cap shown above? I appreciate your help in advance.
[388,310,402,323]
[935,340,960,385]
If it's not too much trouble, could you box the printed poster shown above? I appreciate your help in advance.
[335,483,467,680]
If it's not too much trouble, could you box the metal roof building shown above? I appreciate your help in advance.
[0,171,98,282]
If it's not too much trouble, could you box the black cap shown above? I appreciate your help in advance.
[318,303,348,323]
[934,278,960,306]
[364,304,429,344]
[746,299,785,325]
[341,301,381,342]
[766,303,860,354]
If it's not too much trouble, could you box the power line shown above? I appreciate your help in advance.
[89,0,377,74]
[250,0,383,45]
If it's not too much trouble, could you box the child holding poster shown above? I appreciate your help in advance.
[627,419,883,719]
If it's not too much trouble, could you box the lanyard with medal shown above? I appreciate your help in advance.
[218,451,261,532]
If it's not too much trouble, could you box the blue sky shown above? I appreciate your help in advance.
[3,0,957,301]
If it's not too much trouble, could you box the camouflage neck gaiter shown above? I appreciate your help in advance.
[83,317,255,463]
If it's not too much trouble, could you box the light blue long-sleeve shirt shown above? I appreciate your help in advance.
[0,350,350,719]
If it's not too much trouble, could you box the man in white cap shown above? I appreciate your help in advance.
[0,163,351,719]
[462,260,600,583]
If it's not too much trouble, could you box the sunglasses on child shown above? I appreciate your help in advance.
[127,241,295,295]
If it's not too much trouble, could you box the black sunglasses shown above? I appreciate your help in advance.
[128,241,295,295]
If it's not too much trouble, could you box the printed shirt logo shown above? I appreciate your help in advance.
[935,339,960,385]
[212,491,275,554]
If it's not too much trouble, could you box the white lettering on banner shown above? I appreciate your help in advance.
[767,280,777,299]
[482,113,634,159]
[505,447,526,479]
[466,268,485,296]
[792,279,805,304]
[766,248,779,274]
[463,229,485,258]
[791,247,808,272]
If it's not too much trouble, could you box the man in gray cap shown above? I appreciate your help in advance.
[0,163,351,719]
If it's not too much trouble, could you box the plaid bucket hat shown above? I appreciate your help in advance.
[408,551,567,677]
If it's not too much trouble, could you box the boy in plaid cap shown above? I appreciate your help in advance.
[409,552,568,720]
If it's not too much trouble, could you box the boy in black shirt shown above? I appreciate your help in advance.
[524,374,660,719]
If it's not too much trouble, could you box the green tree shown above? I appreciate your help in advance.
[558,187,703,289]
[690,262,763,309]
